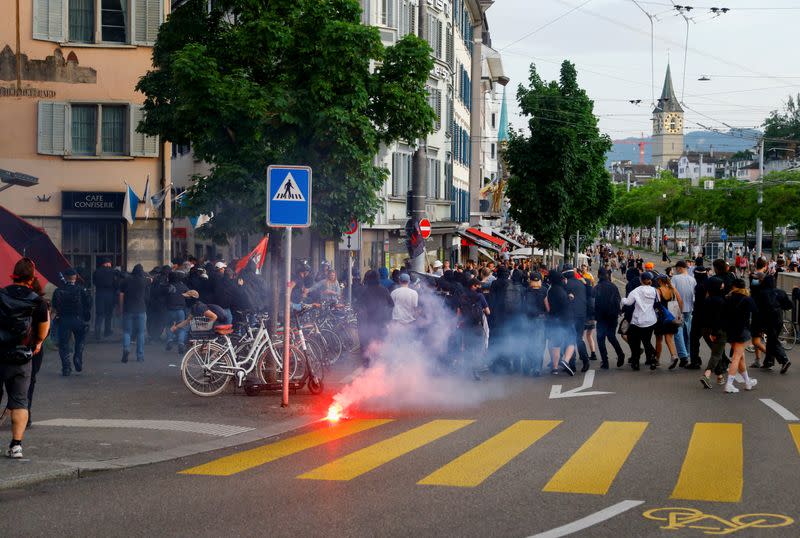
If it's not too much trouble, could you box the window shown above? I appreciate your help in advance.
[391,152,412,197]
[101,0,127,42]
[427,158,441,199]
[38,101,159,158]
[102,105,126,154]
[490,143,495,160]
[69,0,94,42]
[34,0,163,45]
[428,87,442,132]
[71,105,97,155]
[381,0,394,27]
[491,113,496,129]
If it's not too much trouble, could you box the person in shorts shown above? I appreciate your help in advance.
[0,258,51,458]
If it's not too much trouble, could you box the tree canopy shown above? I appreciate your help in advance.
[608,171,800,233]
[504,61,612,249]
[763,93,800,159]
[137,0,436,241]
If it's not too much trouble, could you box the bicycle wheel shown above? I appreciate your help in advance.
[258,343,303,381]
[779,321,796,351]
[303,337,327,376]
[319,328,344,365]
[181,340,233,397]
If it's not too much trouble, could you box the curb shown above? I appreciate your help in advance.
[0,415,318,491]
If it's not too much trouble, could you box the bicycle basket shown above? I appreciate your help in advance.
[190,316,215,333]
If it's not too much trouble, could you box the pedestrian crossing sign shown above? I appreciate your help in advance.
[267,165,312,227]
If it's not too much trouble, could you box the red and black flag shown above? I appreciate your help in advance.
[0,205,72,287]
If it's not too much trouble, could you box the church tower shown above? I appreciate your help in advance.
[652,64,684,168]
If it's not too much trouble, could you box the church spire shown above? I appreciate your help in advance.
[654,64,683,114]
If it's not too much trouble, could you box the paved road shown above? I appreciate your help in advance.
[2,357,799,537]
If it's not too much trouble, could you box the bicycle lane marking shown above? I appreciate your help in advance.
[759,399,800,422]
[527,500,645,538]
[642,507,795,535]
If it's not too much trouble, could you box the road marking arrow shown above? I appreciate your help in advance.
[549,370,614,399]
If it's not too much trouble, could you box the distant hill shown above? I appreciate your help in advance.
[606,129,761,166]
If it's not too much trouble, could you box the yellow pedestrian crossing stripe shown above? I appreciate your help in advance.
[790,424,800,455]
[542,421,648,495]
[179,419,392,476]
[298,419,474,481]
[671,423,743,503]
[418,420,562,488]
[179,419,791,503]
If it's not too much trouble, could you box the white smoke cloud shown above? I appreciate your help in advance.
[331,284,510,415]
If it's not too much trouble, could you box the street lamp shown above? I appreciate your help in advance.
[0,169,39,193]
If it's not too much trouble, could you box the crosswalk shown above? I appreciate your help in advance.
[179,419,800,502]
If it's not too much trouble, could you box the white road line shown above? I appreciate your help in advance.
[34,419,255,437]
[527,500,645,538]
[760,399,800,422]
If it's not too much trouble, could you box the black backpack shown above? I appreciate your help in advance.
[0,287,39,364]
[461,293,485,327]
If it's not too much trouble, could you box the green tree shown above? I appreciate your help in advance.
[136,0,435,241]
[505,61,612,249]
[763,94,800,158]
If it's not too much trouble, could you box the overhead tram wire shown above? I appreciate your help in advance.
[497,0,595,52]
[634,1,800,10]
[551,0,795,87]
[630,0,657,108]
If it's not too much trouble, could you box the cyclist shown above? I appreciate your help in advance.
[170,290,231,335]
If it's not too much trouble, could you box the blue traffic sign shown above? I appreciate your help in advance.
[720,229,727,241]
[267,165,312,227]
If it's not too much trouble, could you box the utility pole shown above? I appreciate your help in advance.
[409,0,428,273]
[626,170,631,192]
[755,138,764,259]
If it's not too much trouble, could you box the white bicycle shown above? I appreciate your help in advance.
[180,316,303,397]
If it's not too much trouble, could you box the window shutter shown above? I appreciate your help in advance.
[386,0,395,28]
[434,89,442,131]
[37,101,68,155]
[446,24,453,65]
[436,20,443,58]
[134,0,163,46]
[130,105,159,157]
[409,2,416,36]
[33,0,65,42]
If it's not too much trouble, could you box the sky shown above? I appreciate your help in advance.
[487,0,800,149]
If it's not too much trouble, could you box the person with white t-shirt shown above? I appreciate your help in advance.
[390,273,419,324]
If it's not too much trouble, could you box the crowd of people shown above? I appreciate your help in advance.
[1,241,798,459]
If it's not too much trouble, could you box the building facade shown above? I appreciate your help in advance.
[0,0,171,280]
[651,64,684,168]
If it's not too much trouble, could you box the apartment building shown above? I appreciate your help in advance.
[0,0,170,279]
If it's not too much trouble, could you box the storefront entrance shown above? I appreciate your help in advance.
[62,220,125,284]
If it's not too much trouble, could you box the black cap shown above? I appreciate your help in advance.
[530,272,542,282]
[641,271,654,281]
[63,268,77,277]
[562,263,574,272]
[694,256,704,267]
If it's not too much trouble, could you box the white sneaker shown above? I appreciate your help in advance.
[6,445,22,459]
[724,385,739,394]
[744,378,758,391]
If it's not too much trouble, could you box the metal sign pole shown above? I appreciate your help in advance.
[282,227,292,408]
[347,252,353,305]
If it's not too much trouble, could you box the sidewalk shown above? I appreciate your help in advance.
[0,338,351,490]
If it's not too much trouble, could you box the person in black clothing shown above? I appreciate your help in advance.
[458,277,491,380]
[354,270,394,368]
[594,268,625,369]
[713,258,735,291]
[92,258,116,339]
[488,267,523,373]
[120,264,150,363]
[172,291,231,336]
[688,266,709,369]
[522,272,548,376]
[164,272,189,354]
[722,279,758,393]
[756,275,792,374]
[147,266,171,343]
[700,276,727,388]
[51,268,92,376]
[562,265,590,373]
[239,260,269,312]
[0,258,50,458]
[546,270,575,376]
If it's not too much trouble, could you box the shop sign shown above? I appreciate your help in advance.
[62,192,124,215]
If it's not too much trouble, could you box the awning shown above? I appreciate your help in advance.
[491,229,524,249]
[477,248,495,261]
[457,228,506,253]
